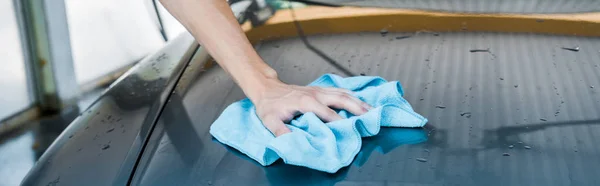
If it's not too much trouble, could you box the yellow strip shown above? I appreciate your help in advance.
[0,107,40,135]
[244,6,600,43]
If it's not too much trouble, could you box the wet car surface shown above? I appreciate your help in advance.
[132,32,600,186]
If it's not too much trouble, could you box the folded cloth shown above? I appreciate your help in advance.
[210,74,428,173]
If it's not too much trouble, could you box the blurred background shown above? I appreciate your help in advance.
[0,0,186,185]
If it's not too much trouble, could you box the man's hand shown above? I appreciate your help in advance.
[251,79,372,137]
[160,0,372,137]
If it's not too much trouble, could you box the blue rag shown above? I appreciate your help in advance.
[210,74,428,173]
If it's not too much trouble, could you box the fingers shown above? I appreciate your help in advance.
[256,86,373,137]
[315,94,370,117]
[262,116,291,137]
[321,87,372,111]
[312,104,344,122]
[300,98,343,122]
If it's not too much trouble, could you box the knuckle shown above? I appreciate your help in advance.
[333,88,351,94]
[328,91,344,96]
[298,94,310,102]
[310,88,323,96]
[339,94,353,102]
[299,94,316,104]
[333,95,348,104]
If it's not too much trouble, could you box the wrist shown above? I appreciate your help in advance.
[242,73,281,104]
[228,61,280,102]
[244,74,280,103]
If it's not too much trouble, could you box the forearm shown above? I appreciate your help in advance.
[159,0,278,101]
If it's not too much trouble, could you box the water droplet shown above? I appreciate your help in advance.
[380,29,388,37]
[470,49,490,53]
[395,35,411,40]
[509,145,514,149]
[416,158,428,162]
[524,146,531,149]
[517,141,523,144]
[106,128,115,133]
[502,153,510,156]
[514,85,518,88]
[360,73,366,76]
[499,77,504,80]
[435,105,446,109]
[561,46,579,52]
[540,118,547,121]
[102,144,110,150]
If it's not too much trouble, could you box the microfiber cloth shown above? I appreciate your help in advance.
[210,74,428,173]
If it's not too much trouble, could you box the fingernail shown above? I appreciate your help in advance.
[364,104,374,110]
[360,107,369,114]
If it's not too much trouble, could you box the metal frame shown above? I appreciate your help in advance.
[14,0,78,112]
[2,0,81,134]
[12,0,37,108]
[0,0,42,133]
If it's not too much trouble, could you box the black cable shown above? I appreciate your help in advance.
[286,1,355,76]
[152,0,169,42]
[288,0,341,7]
